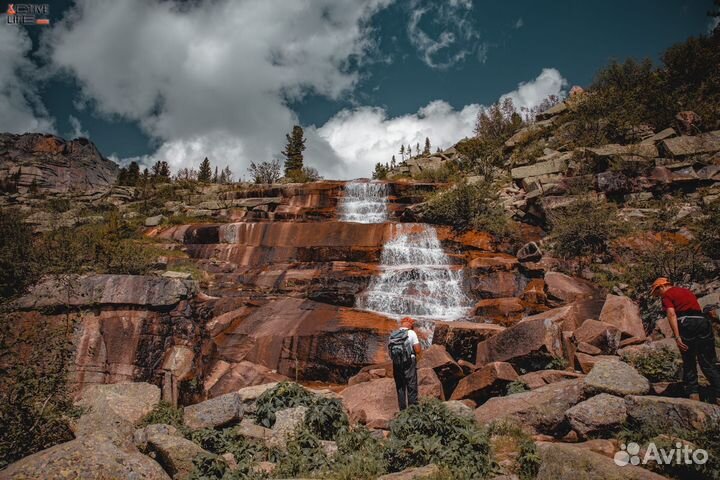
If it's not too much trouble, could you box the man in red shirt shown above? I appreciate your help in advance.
[652,277,720,403]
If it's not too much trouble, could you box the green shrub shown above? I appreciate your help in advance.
[253,382,348,441]
[188,428,265,473]
[487,422,540,480]
[384,399,492,479]
[505,381,531,396]
[698,200,720,259]
[548,196,625,260]
[421,180,515,240]
[621,345,682,382]
[412,161,462,183]
[272,426,329,478]
[138,401,186,431]
[0,314,79,468]
[331,426,387,480]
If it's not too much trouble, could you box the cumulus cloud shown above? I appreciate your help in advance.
[317,68,567,178]
[46,0,391,173]
[514,18,524,29]
[406,0,480,69]
[499,68,567,112]
[0,17,54,133]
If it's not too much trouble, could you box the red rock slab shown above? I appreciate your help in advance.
[470,271,523,298]
[598,294,646,340]
[340,368,444,429]
[203,360,288,398]
[473,297,526,325]
[518,369,585,389]
[209,297,398,383]
[450,361,518,403]
[467,253,519,272]
[544,271,599,306]
[432,321,505,363]
[573,319,621,354]
[574,353,621,374]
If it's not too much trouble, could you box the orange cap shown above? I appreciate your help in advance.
[650,277,671,295]
[400,317,415,327]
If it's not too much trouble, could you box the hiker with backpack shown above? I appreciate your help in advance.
[651,277,720,404]
[388,316,422,410]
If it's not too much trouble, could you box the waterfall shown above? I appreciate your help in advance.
[339,181,388,223]
[357,223,471,322]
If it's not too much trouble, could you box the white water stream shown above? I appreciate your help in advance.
[340,181,471,322]
[338,181,388,223]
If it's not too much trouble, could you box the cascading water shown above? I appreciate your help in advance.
[357,223,471,322]
[339,181,388,223]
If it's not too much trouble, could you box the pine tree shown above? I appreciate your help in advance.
[372,162,388,180]
[416,142,420,155]
[408,144,413,157]
[399,145,405,161]
[423,137,431,155]
[212,166,219,183]
[127,161,140,186]
[151,161,171,181]
[282,125,306,176]
[222,166,233,183]
[391,155,396,169]
[198,157,212,182]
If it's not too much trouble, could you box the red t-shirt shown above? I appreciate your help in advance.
[661,286,702,313]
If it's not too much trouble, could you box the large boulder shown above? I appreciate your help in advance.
[474,379,585,435]
[565,393,627,439]
[511,157,569,180]
[341,368,443,429]
[147,433,212,479]
[575,353,621,374]
[183,392,244,430]
[625,395,720,432]
[660,130,720,157]
[0,433,170,480]
[544,272,598,307]
[73,382,161,443]
[584,360,650,397]
[432,321,504,363]
[598,294,646,340]
[475,307,570,372]
[417,344,464,398]
[536,442,668,480]
[450,362,518,404]
[573,319,621,354]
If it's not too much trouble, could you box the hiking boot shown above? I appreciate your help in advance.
[689,393,700,401]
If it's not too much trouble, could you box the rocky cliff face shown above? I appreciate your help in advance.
[0,133,119,193]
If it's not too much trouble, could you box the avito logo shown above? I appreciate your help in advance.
[614,442,708,467]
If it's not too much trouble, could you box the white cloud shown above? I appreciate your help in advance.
[514,18,524,29]
[46,0,392,173]
[499,68,567,112]
[406,0,480,69]
[477,43,489,64]
[317,68,567,178]
[0,17,54,133]
[67,115,88,138]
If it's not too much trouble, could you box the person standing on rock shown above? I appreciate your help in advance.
[652,277,720,404]
[388,317,422,410]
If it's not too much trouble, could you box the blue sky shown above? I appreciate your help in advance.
[1,0,716,179]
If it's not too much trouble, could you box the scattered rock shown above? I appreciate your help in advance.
[0,433,171,480]
[147,433,213,479]
[377,464,441,479]
[268,406,308,449]
[573,319,622,354]
[584,360,650,397]
[183,392,243,430]
[518,370,584,389]
[474,379,585,435]
[450,362,518,403]
[432,321,505,363]
[516,241,543,263]
[565,393,627,439]
[145,214,164,227]
[544,272,598,306]
[660,130,720,156]
[536,442,667,480]
[574,353,621,374]
[625,395,720,431]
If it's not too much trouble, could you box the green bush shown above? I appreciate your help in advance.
[548,196,625,260]
[253,382,348,441]
[384,399,492,480]
[331,426,387,480]
[421,180,515,240]
[0,314,79,468]
[621,345,682,382]
[505,381,531,396]
[138,401,186,431]
[188,428,265,475]
[272,426,329,478]
[412,161,462,183]
[487,422,540,480]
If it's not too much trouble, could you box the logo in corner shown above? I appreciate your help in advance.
[614,442,641,466]
[7,4,16,15]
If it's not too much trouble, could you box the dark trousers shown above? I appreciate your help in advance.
[393,356,418,410]
[679,315,720,397]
